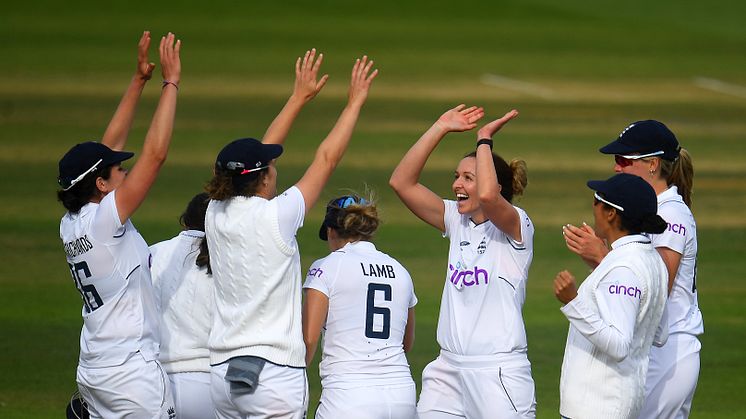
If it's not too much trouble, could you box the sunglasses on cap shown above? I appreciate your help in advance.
[614,150,665,168]
[330,195,368,209]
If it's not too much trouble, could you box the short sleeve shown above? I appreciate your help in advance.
[409,288,418,308]
[650,203,686,254]
[274,186,306,245]
[509,207,534,251]
[442,200,460,238]
[90,191,126,244]
[303,257,333,297]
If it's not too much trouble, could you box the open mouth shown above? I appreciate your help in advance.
[456,193,469,202]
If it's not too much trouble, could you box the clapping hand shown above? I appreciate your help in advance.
[435,104,485,133]
[347,56,378,107]
[136,31,155,81]
[476,109,519,139]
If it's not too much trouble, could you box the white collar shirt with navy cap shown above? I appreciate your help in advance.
[437,199,534,357]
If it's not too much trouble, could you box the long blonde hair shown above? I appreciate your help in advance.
[659,148,694,207]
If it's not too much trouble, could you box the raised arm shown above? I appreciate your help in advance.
[262,49,329,146]
[114,32,181,223]
[390,105,484,231]
[101,31,156,151]
[294,56,377,213]
[475,110,522,241]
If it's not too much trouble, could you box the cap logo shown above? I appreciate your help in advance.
[225,161,245,171]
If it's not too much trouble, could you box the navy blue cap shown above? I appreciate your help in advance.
[58,142,134,190]
[319,195,368,241]
[600,120,680,161]
[215,138,283,176]
[587,173,658,221]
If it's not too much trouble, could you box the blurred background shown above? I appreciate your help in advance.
[1,1,744,417]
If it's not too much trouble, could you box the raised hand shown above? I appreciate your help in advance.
[477,109,519,139]
[562,222,608,268]
[136,31,155,81]
[348,56,378,107]
[554,270,578,304]
[159,32,181,86]
[293,48,329,103]
[435,104,485,133]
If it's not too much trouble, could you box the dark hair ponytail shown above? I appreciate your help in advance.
[178,192,212,274]
[619,213,668,235]
[57,165,115,213]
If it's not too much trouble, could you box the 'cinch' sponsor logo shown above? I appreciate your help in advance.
[609,283,642,299]
[307,267,323,278]
[667,223,686,236]
[448,264,489,287]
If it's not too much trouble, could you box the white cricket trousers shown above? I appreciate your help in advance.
[315,383,416,419]
[168,371,213,419]
[211,361,308,419]
[76,352,175,419]
[417,350,536,419]
[638,333,701,419]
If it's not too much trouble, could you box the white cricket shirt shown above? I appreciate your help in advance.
[559,234,668,419]
[437,200,534,356]
[59,191,160,368]
[648,186,702,336]
[304,241,417,389]
[150,230,214,373]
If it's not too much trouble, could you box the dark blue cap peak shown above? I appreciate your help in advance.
[600,120,680,161]
[587,173,658,221]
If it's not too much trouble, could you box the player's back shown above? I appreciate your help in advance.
[60,192,159,368]
[304,241,416,389]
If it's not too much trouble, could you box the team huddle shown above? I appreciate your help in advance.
[57,32,702,419]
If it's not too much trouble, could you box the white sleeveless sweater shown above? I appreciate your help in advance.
[206,196,305,367]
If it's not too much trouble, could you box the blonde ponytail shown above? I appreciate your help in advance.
[660,148,694,207]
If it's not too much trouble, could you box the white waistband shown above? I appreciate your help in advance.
[439,349,530,369]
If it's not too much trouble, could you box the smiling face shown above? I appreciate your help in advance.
[452,156,482,217]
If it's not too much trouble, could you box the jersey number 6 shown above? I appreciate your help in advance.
[68,261,104,313]
[365,283,391,339]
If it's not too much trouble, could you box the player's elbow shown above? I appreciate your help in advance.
[477,188,500,205]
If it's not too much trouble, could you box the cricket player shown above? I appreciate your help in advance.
[390,107,537,418]
[57,31,180,418]
[303,195,418,419]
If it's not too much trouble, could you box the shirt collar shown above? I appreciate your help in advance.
[180,230,205,239]
[657,185,683,205]
[610,234,650,249]
[342,240,376,251]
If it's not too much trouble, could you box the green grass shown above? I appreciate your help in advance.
[1,0,745,417]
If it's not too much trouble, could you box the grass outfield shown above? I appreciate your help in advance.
[1,1,745,417]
